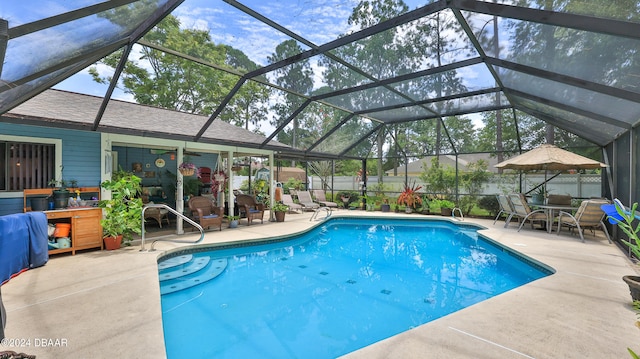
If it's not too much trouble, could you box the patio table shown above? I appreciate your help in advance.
[532,204,578,233]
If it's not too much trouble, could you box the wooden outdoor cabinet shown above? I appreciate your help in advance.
[46,208,103,255]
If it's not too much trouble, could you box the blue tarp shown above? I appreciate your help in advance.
[0,212,49,285]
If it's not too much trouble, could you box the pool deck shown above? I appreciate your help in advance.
[2,210,638,358]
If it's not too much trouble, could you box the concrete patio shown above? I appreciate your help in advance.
[2,210,638,358]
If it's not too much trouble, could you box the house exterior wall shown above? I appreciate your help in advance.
[0,123,101,215]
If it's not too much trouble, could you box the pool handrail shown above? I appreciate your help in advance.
[140,203,205,252]
[310,206,332,221]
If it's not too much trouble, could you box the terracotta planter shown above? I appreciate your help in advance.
[623,275,640,302]
[275,211,286,222]
[104,235,123,250]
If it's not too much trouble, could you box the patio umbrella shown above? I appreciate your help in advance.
[495,144,607,171]
[494,144,607,195]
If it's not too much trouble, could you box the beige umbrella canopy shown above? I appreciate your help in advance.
[495,144,607,171]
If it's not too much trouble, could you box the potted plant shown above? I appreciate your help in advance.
[420,195,431,215]
[381,198,391,212]
[178,156,199,177]
[98,172,143,249]
[363,193,378,211]
[397,181,422,214]
[226,214,240,228]
[437,199,456,216]
[531,186,546,205]
[605,201,640,358]
[49,179,71,209]
[272,202,289,222]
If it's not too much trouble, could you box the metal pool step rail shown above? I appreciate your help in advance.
[140,203,205,252]
[310,207,333,221]
[159,254,228,295]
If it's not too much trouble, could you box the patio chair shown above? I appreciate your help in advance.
[296,190,320,211]
[494,194,516,228]
[235,194,265,225]
[312,189,338,208]
[282,194,303,213]
[508,193,547,232]
[188,196,222,231]
[143,203,170,228]
[556,199,612,243]
[547,194,572,206]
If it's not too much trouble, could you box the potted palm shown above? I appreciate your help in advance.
[272,202,289,222]
[98,172,143,249]
[397,182,422,214]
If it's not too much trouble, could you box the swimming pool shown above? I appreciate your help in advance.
[159,217,552,358]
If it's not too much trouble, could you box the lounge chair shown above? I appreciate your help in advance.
[312,189,338,208]
[282,194,303,213]
[557,199,611,243]
[235,194,265,225]
[494,194,516,228]
[188,196,222,231]
[508,193,547,232]
[296,190,320,211]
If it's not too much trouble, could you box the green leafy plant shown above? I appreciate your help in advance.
[48,165,69,191]
[225,214,240,221]
[431,198,455,210]
[607,201,640,358]
[610,201,640,258]
[271,202,289,212]
[98,173,143,246]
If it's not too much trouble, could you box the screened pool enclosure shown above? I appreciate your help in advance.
[1,0,639,205]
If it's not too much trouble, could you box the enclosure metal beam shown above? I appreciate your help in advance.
[338,123,384,158]
[508,88,632,130]
[306,114,356,153]
[0,38,128,93]
[8,0,138,38]
[242,1,448,80]
[487,58,640,104]
[0,19,7,78]
[312,57,483,102]
[261,99,313,147]
[93,45,132,131]
[354,87,500,117]
[195,78,247,140]
[452,0,640,40]
[516,107,610,147]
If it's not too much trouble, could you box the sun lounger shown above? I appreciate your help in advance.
[296,191,320,211]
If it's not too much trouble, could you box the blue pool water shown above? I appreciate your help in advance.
[159,217,552,358]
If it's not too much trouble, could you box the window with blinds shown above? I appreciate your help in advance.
[1,142,56,191]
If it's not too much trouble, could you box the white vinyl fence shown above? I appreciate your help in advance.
[311,173,602,199]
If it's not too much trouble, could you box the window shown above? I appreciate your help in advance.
[1,141,56,191]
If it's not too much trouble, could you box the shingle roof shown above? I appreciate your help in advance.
[3,89,291,151]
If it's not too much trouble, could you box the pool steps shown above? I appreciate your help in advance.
[158,254,228,295]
